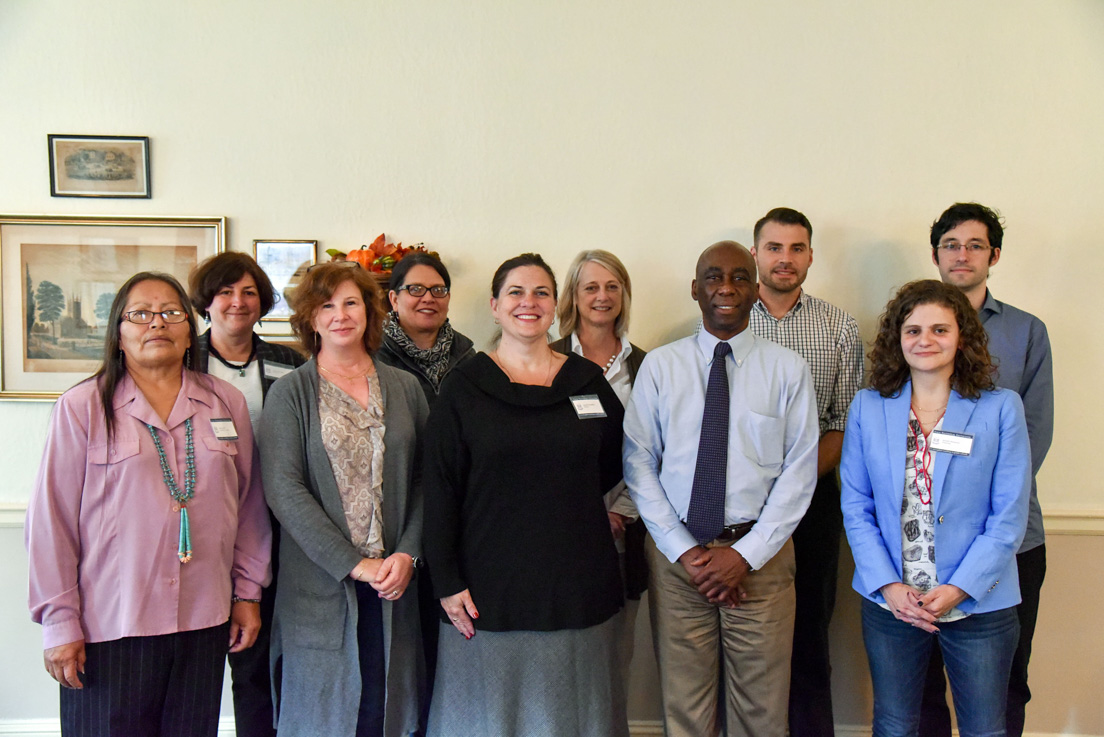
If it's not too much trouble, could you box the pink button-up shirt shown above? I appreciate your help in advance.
[26,370,272,649]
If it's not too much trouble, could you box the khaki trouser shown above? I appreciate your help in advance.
[647,535,797,737]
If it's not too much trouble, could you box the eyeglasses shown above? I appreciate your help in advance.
[122,310,189,324]
[936,243,992,255]
[395,284,450,298]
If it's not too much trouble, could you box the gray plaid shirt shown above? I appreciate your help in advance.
[749,291,863,436]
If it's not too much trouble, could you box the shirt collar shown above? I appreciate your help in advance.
[114,368,213,429]
[752,289,807,319]
[980,289,1002,316]
[695,325,754,365]
[567,333,632,361]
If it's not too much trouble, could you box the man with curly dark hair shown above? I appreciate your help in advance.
[920,203,1054,737]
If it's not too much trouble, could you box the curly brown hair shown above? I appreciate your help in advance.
[868,279,995,399]
[289,263,384,356]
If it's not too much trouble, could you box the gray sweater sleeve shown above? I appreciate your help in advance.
[258,368,362,582]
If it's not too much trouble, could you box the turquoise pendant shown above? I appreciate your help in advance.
[178,507,193,563]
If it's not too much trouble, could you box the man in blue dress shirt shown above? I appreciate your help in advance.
[624,241,819,737]
[920,202,1054,737]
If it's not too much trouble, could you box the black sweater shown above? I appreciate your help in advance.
[424,352,625,631]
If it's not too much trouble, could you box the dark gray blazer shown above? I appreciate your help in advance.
[258,359,429,737]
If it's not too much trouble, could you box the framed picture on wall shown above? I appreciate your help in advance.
[253,239,317,326]
[48,135,152,198]
[0,214,225,400]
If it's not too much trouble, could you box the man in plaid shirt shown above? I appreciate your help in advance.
[749,207,863,737]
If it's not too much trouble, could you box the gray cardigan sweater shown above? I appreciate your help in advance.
[258,359,429,737]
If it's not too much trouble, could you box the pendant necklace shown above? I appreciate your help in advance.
[211,342,257,378]
[147,418,196,563]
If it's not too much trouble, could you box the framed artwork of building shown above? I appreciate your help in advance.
[0,214,225,400]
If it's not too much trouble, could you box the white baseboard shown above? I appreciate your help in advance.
[0,716,237,736]
[0,718,1093,737]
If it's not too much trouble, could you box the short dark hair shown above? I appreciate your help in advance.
[868,279,995,400]
[95,272,200,437]
[490,253,558,300]
[389,251,451,291]
[753,207,813,246]
[289,263,385,356]
[930,202,1004,257]
[188,252,278,318]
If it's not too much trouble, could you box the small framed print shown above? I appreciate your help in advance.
[253,240,317,324]
[48,135,151,199]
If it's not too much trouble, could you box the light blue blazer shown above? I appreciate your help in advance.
[840,383,1031,614]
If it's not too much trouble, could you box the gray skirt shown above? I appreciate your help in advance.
[427,614,629,737]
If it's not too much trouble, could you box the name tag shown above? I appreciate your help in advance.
[211,418,239,441]
[929,430,973,456]
[570,394,607,419]
[264,361,294,381]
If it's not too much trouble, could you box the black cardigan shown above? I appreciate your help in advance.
[424,352,625,631]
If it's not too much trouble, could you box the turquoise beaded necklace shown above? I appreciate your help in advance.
[146,418,196,563]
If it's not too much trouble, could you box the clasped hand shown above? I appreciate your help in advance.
[351,552,415,601]
[881,582,968,633]
[679,545,749,608]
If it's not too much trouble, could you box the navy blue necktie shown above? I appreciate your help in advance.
[686,340,731,544]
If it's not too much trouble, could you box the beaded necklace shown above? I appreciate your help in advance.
[146,418,196,563]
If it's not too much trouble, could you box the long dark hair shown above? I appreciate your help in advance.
[868,279,994,399]
[94,272,199,438]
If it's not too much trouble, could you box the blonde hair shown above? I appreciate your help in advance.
[556,250,632,338]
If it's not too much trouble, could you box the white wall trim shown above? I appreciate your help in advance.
[8,503,1104,534]
[0,717,237,736]
[0,719,1090,737]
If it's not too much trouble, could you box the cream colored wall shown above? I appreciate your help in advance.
[1,1,1102,733]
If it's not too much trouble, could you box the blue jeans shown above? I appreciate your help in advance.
[861,598,1019,737]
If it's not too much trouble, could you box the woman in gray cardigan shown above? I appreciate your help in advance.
[258,263,429,737]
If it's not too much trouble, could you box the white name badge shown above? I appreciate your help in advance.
[929,430,973,456]
[264,361,294,381]
[570,394,607,419]
[211,418,239,441]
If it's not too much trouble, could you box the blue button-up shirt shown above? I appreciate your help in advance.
[980,290,1053,552]
[623,327,819,569]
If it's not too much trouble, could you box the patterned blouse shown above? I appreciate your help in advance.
[319,374,387,558]
[901,410,965,622]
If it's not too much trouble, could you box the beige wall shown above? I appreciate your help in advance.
[1,1,1102,734]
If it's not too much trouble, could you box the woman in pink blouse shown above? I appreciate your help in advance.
[25,271,272,737]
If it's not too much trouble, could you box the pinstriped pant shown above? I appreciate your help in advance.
[60,622,229,737]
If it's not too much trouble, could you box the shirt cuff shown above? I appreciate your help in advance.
[232,579,264,602]
[42,618,85,650]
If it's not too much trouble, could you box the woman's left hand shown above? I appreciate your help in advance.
[916,584,968,619]
[228,600,262,652]
[372,552,415,601]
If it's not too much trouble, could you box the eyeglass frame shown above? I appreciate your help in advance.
[935,242,994,255]
[393,283,450,298]
[121,309,190,325]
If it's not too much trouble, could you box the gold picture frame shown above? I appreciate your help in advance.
[0,214,226,400]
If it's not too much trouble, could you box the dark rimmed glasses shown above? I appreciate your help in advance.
[122,309,189,324]
[395,284,450,298]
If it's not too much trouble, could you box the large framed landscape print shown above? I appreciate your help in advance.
[0,215,225,400]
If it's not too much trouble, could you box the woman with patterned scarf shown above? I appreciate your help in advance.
[375,251,473,735]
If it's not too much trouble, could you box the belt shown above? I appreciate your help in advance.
[712,521,754,544]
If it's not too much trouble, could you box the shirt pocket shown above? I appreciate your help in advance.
[201,435,240,457]
[88,438,141,465]
[738,411,785,469]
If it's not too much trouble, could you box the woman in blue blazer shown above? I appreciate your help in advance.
[841,280,1031,737]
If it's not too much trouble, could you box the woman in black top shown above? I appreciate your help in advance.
[188,252,304,737]
[424,254,628,737]
[550,249,647,693]
[374,252,474,735]
[376,252,475,403]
